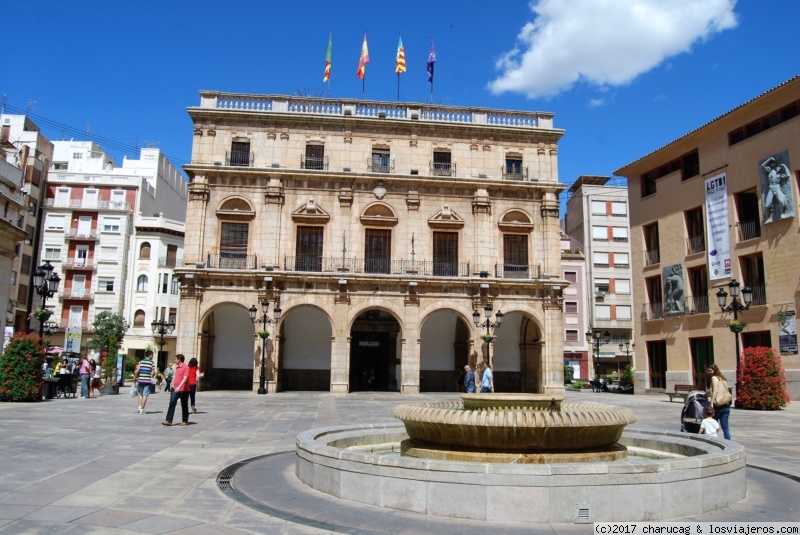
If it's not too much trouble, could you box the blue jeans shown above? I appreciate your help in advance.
[165,390,190,424]
[480,386,492,393]
[714,403,731,440]
[80,374,90,398]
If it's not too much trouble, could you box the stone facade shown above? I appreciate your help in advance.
[616,75,800,399]
[178,92,567,394]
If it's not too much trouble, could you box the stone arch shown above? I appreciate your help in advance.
[360,202,398,226]
[276,303,334,391]
[133,309,146,328]
[139,242,151,259]
[216,196,255,217]
[196,301,256,390]
[348,306,404,392]
[418,307,474,392]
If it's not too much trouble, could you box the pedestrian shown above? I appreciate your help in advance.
[480,360,494,393]
[164,364,174,392]
[135,350,157,414]
[89,358,104,397]
[706,363,733,439]
[698,406,722,437]
[163,354,190,427]
[188,357,204,414]
[463,364,476,393]
[79,355,92,398]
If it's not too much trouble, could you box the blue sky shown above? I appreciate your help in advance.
[2,0,798,209]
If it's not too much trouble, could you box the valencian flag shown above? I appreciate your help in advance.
[427,39,436,82]
[357,33,369,80]
[395,36,406,74]
[323,33,332,82]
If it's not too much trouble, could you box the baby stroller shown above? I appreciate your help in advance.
[680,390,710,433]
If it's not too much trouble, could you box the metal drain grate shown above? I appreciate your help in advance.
[574,502,593,524]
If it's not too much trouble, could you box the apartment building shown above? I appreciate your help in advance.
[41,142,187,361]
[0,145,28,342]
[560,231,590,379]
[564,176,635,380]
[176,91,567,393]
[616,75,800,399]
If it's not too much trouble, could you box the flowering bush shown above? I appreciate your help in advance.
[736,346,790,410]
[0,332,46,402]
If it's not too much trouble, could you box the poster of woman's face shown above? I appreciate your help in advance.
[759,150,794,224]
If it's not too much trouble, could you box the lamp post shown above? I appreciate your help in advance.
[151,318,176,371]
[619,339,634,379]
[249,299,282,395]
[472,303,503,368]
[32,261,61,337]
[586,327,610,380]
[716,279,753,399]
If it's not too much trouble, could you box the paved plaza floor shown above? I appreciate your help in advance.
[0,388,798,534]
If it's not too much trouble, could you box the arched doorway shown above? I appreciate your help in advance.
[277,305,333,391]
[491,312,543,392]
[199,304,255,390]
[419,310,471,392]
[349,309,401,392]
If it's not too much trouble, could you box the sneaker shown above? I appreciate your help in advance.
[138,409,144,415]
[80,396,85,399]
[162,421,172,426]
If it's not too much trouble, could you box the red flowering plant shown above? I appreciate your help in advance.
[0,332,47,402]
[736,346,790,410]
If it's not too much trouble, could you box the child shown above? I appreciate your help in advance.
[699,406,722,437]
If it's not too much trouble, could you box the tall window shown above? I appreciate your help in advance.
[641,173,657,197]
[432,150,453,176]
[171,276,180,294]
[685,206,705,254]
[229,141,251,167]
[688,266,709,313]
[137,275,148,292]
[139,242,151,259]
[304,143,325,170]
[295,226,323,272]
[690,337,714,387]
[371,148,391,173]
[166,244,178,268]
[503,234,529,278]
[365,229,391,273]
[741,253,766,305]
[220,222,249,268]
[160,273,169,294]
[134,310,145,327]
[643,222,660,266]
[735,189,761,241]
[647,340,667,389]
[504,156,524,180]
[646,276,663,319]
[433,232,458,276]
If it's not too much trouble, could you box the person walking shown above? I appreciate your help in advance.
[480,360,494,393]
[135,351,157,414]
[89,359,104,397]
[462,365,476,393]
[187,357,204,414]
[164,364,174,392]
[163,354,190,427]
[79,355,92,399]
[707,363,733,439]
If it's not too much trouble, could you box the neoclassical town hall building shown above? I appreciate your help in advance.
[175,91,567,394]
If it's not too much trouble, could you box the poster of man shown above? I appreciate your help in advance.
[759,150,794,224]
[663,264,685,315]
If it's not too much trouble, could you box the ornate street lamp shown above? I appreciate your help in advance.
[472,303,503,369]
[249,298,282,395]
[33,261,61,337]
[619,339,634,380]
[151,318,176,369]
[586,327,611,380]
[716,279,753,401]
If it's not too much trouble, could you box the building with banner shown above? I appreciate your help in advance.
[176,91,567,393]
[616,75,800,400]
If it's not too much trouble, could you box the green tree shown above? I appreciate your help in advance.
[86,311,130,385]
[0,332,46,402]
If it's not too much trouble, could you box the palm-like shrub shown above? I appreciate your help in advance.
[0,332,46,402]
[737,346,790,410]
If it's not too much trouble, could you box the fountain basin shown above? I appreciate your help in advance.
[295,423,746,523]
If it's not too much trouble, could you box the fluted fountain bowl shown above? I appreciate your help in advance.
[392,393,636,463]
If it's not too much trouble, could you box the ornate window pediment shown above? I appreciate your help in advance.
[498,209,534,233]
[360,202,398,227]
[292,198,330,224]
[428,204,465,229]
[216,197,255,221]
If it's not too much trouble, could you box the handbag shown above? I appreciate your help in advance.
[714,378,732,406]
[130,384,138,398]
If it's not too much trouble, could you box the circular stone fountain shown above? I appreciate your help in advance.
[295,394,746,523]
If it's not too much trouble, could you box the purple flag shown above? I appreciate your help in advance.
[427,40,436,82]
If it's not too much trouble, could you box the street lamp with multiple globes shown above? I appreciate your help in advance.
[249,299,282,395]
[586,327,610,380]
[619,339,634,379]
[716,279,753,398]
[151,318,176,370]
[472,303,503,368]
[32,261,61,337]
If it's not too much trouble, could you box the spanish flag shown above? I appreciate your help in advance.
[357,33,369,80]
[323,33,332,82]
[395,36,406,75]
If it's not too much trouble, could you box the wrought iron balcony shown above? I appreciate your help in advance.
[282,256,471,277]
[685,294,710,315]
[206,253,259,270]
[301,155,328,170]
[431,162,455,177]
[737,219,761,241]
[686,234,705,255]
[61,258,96,270]
[494,263,543,279]
[644,248,660,267]
[644,301,664,320]
[65,228,99,240]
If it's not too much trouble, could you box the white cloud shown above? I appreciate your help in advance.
[588,98,606,108]
[488,0,738,98]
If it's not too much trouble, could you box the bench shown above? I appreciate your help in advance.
[666,384,702,402]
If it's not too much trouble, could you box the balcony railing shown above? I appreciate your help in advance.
[686,234,705,255]
[158,257,184,268]
[59,289,95,300]
[644,301,664,320]
[59,320,95,331]
[747,283,767,306]
[45,199,130,211]
[644,248,660,266]
[737,219,761,241]
[501,167,529,181]
[431,162,455,177]
[685,294,710,315]
[226,151,254,167]
[65,228,99,240]
[301,155,328,170]
[494,263,542,279]
[369,161,393,174]
[282,256,471,277]
[206,253,259,270]
[61,258,96,270]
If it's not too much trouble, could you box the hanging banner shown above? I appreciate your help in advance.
[65,327,82,353]
[705,172,732,280]
[779,310,797,354]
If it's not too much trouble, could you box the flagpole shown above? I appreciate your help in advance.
[397,74,400,101]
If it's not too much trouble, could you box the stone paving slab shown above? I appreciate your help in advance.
[0,389,797,534]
